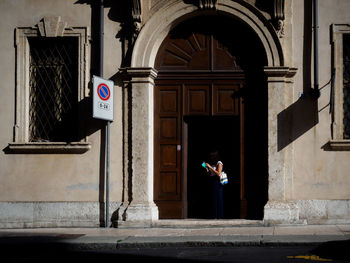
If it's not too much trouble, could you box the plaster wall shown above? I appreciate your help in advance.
[0,0,123,205]
[291,0,350,200]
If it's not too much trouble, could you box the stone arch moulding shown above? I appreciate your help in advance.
[131,0,284,68]
[118,0,299,226]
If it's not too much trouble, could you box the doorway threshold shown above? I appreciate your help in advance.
[152,219,264,228]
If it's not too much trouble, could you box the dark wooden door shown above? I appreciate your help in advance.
[154,84,183,218]
[154,79,244,219]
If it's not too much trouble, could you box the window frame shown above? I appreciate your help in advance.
[328,24,350,150]
[9,17,91,153]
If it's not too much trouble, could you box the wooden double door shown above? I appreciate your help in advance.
[154,78,245,219]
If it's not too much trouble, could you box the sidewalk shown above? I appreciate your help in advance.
[0,220,349,249]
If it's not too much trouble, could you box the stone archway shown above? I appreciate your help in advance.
[118,0,298,226]
[132,1,283,67]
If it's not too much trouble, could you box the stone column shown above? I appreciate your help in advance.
[263,66,301,224]
[118,67,159,227]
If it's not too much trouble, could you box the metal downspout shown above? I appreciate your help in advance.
[99,0,104,77]
[313,0,320,98]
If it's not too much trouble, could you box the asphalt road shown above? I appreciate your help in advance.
[82,245,349,263]
[2,242,350,263]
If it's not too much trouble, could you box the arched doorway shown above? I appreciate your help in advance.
[153,15,268,219]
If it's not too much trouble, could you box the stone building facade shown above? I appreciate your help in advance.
[1,0,350,228]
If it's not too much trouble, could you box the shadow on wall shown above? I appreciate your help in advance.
[277,0,319,151]
[76,0,140,67]
[278,97,318,151]
[74,0,134,226]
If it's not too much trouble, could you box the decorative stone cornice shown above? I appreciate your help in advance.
[7,142,91,154]
[37,16,68,37]
[325,140,350,151]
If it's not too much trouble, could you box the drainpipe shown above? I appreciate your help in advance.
[99,0,104,77]
[313,0,320,99]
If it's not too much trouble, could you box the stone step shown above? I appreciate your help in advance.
[152,219,264,228]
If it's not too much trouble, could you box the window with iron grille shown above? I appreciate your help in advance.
[343,34,350,139]
[28,37,79,142]
[327,24,350,150]
[10,17,90,153]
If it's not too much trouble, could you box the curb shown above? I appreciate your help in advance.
[110,235,350,249]
[1,234,349,251]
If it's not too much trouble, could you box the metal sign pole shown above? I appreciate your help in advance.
[106,120,110,227]
[92,75,113,228]
[98,0,110,228]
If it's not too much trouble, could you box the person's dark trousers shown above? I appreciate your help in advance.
[212,179,224,219]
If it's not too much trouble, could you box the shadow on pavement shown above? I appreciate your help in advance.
[312,239,350,262]
[0,236,197,263]
[1,235,350,263]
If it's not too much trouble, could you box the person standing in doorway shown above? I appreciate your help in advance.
[204,150,224,219]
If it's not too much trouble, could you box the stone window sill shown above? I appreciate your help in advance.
[324,140,350,151]
[7,142,91,154]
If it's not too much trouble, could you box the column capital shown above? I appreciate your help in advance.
[120,67,158,85]
[264,66,298,83]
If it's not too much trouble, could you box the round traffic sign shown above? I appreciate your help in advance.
[97,83,111,101]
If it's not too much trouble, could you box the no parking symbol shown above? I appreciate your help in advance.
[93,76,114,121]
[97,83,111,101]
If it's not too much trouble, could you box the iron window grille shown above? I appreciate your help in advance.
[326,24,350,150]
[28,37,79,142]
[343,34,350,139]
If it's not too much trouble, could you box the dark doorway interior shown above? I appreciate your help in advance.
[243,69,269,220]
[186,116,241,219]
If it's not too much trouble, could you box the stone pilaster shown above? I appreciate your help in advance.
[263,66,300,224]
[117,67,159,227]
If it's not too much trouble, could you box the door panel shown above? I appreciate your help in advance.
[159,118,177,141]
[159,90,178,113]
[154,85,182,218]
[160,145,177,168]
[184,85,210,116]
[212,83,240,116]
[159,172,178,197]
